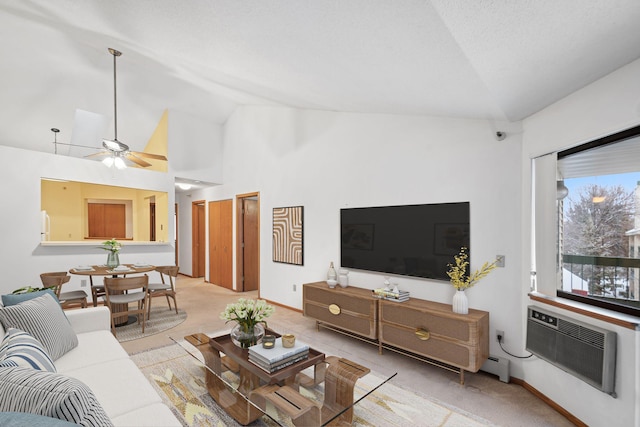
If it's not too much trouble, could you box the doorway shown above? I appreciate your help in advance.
[191,200,206,278]
[236,192,260,292]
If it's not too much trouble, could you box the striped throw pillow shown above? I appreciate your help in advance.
[0,293,78,360]
[0,366,113,427]
[0,328,56,372]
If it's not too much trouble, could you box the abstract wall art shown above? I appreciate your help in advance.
[272,206,304,265]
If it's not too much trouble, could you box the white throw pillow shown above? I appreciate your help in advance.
[0,328,56,372]
[0,293,78,360]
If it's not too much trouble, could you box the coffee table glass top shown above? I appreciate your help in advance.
[172,331,396,427]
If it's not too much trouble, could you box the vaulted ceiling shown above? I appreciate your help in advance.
[2,0,640,157]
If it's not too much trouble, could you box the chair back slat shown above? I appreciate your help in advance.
[154,266,179,286]
[40,272,71,297]
[104,275,149,293]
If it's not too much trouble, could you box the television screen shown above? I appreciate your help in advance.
[340,202,470,281]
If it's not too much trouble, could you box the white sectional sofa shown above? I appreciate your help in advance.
[0,294,182,427]
[56,306,182,426]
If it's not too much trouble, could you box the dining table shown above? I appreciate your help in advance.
[69,264,156,325]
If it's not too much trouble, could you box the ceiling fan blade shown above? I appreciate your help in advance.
[130,151,167,161]
[84,151,110,159]
[125,152,152,167]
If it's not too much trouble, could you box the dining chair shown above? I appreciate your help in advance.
[40,272,88,309]
[91,283,106,307]
[103,275,149,337]
[147,266,179,319]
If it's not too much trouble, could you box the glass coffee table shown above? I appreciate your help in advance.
[172,330,396,426]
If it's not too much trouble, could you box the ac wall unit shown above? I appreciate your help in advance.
[526,306,617,396]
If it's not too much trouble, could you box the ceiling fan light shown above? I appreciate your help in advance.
[102,156,114,168]
[114,156,126,170]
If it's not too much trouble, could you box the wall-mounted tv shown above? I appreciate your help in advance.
[340,202,470,281]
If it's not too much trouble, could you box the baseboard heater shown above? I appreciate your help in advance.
[480,355,510,383]
[526,306,617,397]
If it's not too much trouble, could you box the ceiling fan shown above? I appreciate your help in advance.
[52,48,167,169]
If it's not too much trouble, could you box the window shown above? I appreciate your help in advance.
[533,125,640,317]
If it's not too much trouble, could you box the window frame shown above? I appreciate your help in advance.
[554,124,640,318]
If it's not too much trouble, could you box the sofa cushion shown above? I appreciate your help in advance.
[55,330,129,373]
[1,289,59,306]
[0,293,78,360]
[62,358,162,420]
[0,412,77,426]
[0,328,56,372]
[0,366,113,427]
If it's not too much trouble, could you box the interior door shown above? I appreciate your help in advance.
[192,201,206,278]
[88,203,126,239]
[236,192,260,292]
[208,200,233,288]
[242,199,259,291]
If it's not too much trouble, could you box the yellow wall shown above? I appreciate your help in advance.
[41,180,83,240]
[144,109,169,172]
[41,179,168,241]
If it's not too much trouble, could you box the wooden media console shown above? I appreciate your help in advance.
[303,281,489,384]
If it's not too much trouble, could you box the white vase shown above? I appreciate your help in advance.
[327,262,337,281]
[452,290,469,314]
[338,269,349,288]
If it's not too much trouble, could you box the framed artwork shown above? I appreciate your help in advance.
[272,206,304,265]
[434,223,469,256]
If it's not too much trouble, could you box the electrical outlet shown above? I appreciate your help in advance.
[496,329,504,342]
[81,279,87,287]
[293,284,297,292]
[496,255,505,267]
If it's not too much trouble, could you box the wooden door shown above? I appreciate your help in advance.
[192,201,206,278]
[88,203,125,239]
[236,192,260,293]
[208,200,233,289]
[242,199,259,291]
[149,202,156,241]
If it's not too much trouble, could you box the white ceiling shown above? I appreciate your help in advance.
[2,0,640,157]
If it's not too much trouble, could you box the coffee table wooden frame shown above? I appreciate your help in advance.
[185,331,325,425]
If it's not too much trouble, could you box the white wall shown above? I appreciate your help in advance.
[522,58,640,427]
[0,145,176,298]
[191,104,524,374]
[186,63,640,423]
[169,110,224,184]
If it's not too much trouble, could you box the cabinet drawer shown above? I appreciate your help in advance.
[380,323,474,370]
[305,302,376,338]
[304,285,374,315]
[380,301,472,343]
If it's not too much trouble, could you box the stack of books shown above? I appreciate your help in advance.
[372,288,410,302]
[248,338,309,373]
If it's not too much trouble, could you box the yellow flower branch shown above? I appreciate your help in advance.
[447,247,498,291]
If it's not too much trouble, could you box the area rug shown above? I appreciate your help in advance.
[131,343,495,427]
[115,307,187,342]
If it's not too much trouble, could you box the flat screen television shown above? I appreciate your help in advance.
[340,202,470,281]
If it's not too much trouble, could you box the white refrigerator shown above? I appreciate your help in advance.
[41,210,50,241]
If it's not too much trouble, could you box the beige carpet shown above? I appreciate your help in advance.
[115,306,187,342]
[131,343,496,427]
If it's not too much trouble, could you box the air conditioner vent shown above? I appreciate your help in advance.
[526,306,616,396]
[558,320,605,349]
